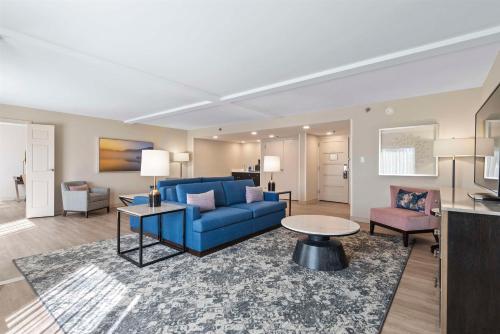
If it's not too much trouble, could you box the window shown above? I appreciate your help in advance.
[380,147,416,175]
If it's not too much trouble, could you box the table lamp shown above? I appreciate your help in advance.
[173,152,190,178]
[433,138,474,189]
[263,155,280,191]
[141,150,170,207]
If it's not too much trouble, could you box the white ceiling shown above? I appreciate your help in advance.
[205,120,351,143]
[0,1,500,130]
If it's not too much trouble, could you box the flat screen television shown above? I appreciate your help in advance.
[474,83,500,199]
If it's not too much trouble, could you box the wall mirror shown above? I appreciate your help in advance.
[379,124,438,176]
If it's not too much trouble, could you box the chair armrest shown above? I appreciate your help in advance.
[61,190,88,210]
[264,192,280,201]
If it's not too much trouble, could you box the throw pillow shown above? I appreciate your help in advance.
[187,190,216,212]
[68,184,89,191]
[246,186,263,203]
[396,189,427,212]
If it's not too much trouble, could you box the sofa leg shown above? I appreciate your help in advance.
[63,210,67,217]
[85,211,89,218]
[403,232,409,247]
[107,206,110,213]
[369,221,375,235]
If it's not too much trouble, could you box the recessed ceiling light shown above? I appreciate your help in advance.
[385,107,395,115]
[303,125,310,129]
[269,134,275,138]
[257,139,261,142]
[251,131,258,135]
[241,140,246,144]
[212,135,218,139]
[326,131,333,135]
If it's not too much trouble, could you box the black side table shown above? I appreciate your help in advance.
[268,190,292,216]
[117,202,186,268]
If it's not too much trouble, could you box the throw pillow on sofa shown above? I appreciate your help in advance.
[396,189,427,212]
[187,190,216,212]
[246,186,263,203]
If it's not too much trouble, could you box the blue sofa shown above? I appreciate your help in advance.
[157,176,234,202]
[130,178,286,256]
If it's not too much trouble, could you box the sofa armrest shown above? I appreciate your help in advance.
[184,204,201,221]
[264,192,280,201]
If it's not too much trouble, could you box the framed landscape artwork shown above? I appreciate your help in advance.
[98,138,154,172]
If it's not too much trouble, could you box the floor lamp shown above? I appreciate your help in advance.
[433,138,474,189]
[173,152,190,178]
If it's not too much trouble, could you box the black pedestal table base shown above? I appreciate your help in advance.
[292,235,348,271]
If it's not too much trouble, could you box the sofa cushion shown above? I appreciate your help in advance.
[231,201,286,218]
[201,176,234,182]
[187,190,216,212]
[370,207,438,231]
[157,178,202,188]
[176,181,226,206]
[222,179,255,205]
[192,207,252,233]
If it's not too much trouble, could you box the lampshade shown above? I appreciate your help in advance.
[263,155,281,172]
[173,152,190,162]
[476,137,495,157]
[140,150,170,176]
[433,138,474,157]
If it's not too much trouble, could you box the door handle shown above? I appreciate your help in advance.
[49,169,55,172]
[343,164,348,179]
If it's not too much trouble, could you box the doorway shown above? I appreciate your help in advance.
[318,135,349,203]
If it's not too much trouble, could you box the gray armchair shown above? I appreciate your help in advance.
[61,181,110,218]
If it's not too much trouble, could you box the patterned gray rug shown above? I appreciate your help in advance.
[14,228,411,334]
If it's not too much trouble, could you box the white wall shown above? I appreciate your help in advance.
[193,139,260,176]
[0,123,26,200]
[0,104,187,212]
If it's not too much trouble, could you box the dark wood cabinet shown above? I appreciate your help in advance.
[441,209,500,334]
[232,172,260,186]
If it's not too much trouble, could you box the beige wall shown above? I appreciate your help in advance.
[0,123,26,200]
[193,139,260,177]
[0,104,187,212]
[305,134,319,202]
[189,86,493,220]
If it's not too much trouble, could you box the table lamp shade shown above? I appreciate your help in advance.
[263,155,281,172]
[173,152,190,162]
[433,138,474,157]
[140,150,170,176]
[476,137,495,157]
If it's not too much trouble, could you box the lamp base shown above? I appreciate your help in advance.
[149,188,161,207]
[267,181,276,191]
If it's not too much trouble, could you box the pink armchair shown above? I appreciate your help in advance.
[370,185,440,247]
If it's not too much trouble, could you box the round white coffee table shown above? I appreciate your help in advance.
[281,215,360,271]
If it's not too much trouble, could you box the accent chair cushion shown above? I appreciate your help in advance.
[176,181,226,206]
[88,192,107,202]
[192,207,253,232]
[69,184,89,191]
[222,179,255,205]
[370,207,438,231]
[396,190,427,212]
[231,201,287,218]
[186,190,216,212]
[246,186,263,203]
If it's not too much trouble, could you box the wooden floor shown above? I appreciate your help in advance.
[0,200,439,334]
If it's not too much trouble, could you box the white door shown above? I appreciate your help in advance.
[319,136,349,203]
[26,124,55,218]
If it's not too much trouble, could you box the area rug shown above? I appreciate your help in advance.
[14,228,411,334]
